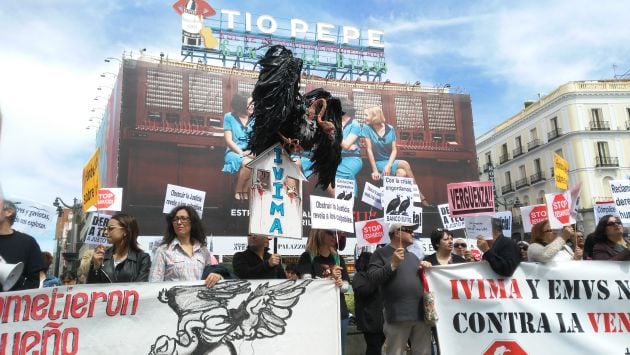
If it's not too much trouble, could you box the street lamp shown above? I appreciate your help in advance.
[100,72,117,78]
[104,57,121,64]
[53,197,82,272]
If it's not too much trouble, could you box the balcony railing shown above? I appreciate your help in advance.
[483,163,493,172]
[595,156,619,167]
[527,139,541,151]
[529,171,545,184]
[515,177,529,190]
[547,128,562,141]
[501,183,514,194]
[589,120,610,131]
[550,167,555,177]
[499,153,510,164]
[512,146,524,158]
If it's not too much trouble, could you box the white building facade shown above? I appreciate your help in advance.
[476,80,630,237]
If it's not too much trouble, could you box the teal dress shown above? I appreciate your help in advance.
[364,124,400,176]
[222,112,254,173]
[336,119,363,180]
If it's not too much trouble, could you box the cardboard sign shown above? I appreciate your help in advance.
[82,149,101,212]
[84,212,112,246]
[355,218,389,247]
[494,210,512,238]
[437,203,465,230]
[382,176,414,224]
[163,184,206,217]
[361,181,382,209]
[609,179,630,225]
[9,198,57,237]
[545,192,574,229]
[593,201,619,225]
[554,153,569,190]
[335,178,355,204]
[310,195,354,233]
[447,181,495,217]
[520,204,548,233]
[464,215,493,240]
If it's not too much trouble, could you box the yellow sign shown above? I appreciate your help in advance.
[82,149,101,211]
[554,153,569,190]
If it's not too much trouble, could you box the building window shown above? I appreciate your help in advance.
[505,171,512,185]
[165,113,180,124]
[191,116,205,126]
[555,149,563,158]
[147,111,162,122]
[530,128,538,140]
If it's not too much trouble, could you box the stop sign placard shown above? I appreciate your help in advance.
[362,220,384,244]
[97,189,116,209]
[552,193,570,225]
[528,205,547,225]
[483,340,527,355]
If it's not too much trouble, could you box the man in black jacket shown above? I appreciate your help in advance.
[476,218,521,276]
[232,234,285,279]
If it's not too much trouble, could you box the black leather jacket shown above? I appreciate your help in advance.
[87,248,151,283]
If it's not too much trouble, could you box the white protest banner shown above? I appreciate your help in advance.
[447,181,495,217]
[163,184,206,217]
[355,218,389,247]
[426,261,630,354]
[197,235,358,257]
[0,279,340,354]
[335,177,355,204]
[383,176,414,224]
[609,179,630,225]
[520,204,548,233]
[464,215,492,240]
[593,201,619,224]
[494,210,512,238]
[310,195,354,233]
[84,212,112,246]
[361,181,382,209]
[437,203,465,230]
[545,191,575,229]
[9,198,56,237]
[86,187,124,212]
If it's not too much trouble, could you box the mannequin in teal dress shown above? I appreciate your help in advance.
[222,93,254,200]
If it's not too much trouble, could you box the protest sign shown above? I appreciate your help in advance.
[447,181,494,217]
[96,188,123,211]
[545,191,575,229]
[163,184,206,217]
[609,179,630,225]
[9,198,56,237]
[554,153,569,190]
[520,204,548,233]
[361,181,382,209]
[0,279,340,354]
[84,212,112,246]
[426,261,629,354]
[494,210,512,238]
[464,215,492,240]
[355,218,389,247]
[82,149,101,212]
[383,176,414,224]
[437,203,465,230]
[593,201,619,224]
[310,195,354,233]
[335,178,355,204]
[411,205,423,234]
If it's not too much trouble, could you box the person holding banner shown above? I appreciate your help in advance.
[88,213,151,283]
[150,206,225,287]
[297,229,351,355]
[453,237,477,262]
[222,93,255,200]
[424,229,466,266]
[368,222,433,355]
[591,215,630,261]
[352,251,385,355]
[232,234,285,279]
[476,218,521,277]
[527,220,582,262]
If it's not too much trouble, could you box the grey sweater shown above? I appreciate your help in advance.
[367,245,424,323]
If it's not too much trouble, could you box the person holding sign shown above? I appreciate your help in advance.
[476,218,521,277]
[592,215,630,261]
[232,234,285,279]
[297,229,350,355]
[367,222,433,355]
[222,94,255,200]
[150,206,226,287]
[88,213,151,283]
[527,220,582,262]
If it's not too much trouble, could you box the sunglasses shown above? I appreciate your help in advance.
[400,227,415,233]
[172,216,191,224]
[454,243,467,248]
[606,221,623,227]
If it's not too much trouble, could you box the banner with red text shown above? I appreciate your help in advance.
[425,261,629,354]
[0,279,339,354]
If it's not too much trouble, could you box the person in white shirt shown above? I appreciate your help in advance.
[528,220,582,262]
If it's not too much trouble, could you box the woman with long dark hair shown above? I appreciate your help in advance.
[88,213,151,283]
[149,206,223,287]
[592,215,630,261]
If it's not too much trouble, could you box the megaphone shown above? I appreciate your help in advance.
[0,262,24,291]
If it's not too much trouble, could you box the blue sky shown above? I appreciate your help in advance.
[1,0,630,250]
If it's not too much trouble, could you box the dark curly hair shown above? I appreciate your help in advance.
[430,228,451,251]
[355,251,373,272]
[162,205,207,247]
[593,214,621,243]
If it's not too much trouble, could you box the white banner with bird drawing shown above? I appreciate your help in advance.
[0,279,340,354]
[383,176,415,225]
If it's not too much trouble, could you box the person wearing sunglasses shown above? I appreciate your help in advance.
[88,213,151,283]
[452,237,477,262]
[424,229,466,266]
[516,241,529,262]
[592,215,630,261]
[149,206,226,287]
[527,220,582,263]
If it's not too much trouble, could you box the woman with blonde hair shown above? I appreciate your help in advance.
[297,229,350,355]
[528,219,582,262]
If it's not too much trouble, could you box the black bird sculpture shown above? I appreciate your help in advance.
[397,196,411,215]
